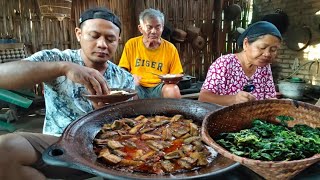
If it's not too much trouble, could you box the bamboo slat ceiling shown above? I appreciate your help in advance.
[0,0,251,80]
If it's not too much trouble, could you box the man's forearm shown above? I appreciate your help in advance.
[0,61,65,89]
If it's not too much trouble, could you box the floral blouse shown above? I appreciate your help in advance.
[201,54,276,100]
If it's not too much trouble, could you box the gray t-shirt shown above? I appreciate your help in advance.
[25,49,134,136]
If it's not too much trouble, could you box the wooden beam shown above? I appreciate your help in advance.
[213,0,223,60]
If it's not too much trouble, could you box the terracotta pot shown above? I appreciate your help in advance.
[171,28,187,42]
[224,4,241,21]
[186,26,201,41]
[261,10,289,34]
[192,36,206,50]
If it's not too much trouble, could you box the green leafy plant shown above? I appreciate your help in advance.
[215,119,320,161]
[276,115,294,126]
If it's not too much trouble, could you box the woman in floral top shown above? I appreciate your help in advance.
[199,21,282,106]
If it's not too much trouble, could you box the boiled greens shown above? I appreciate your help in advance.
[215,119,320,161]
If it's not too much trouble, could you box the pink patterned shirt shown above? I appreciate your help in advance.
[201,54,276,100]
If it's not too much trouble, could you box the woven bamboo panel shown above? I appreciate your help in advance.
[0,0,41,52]
[0,0,251,80]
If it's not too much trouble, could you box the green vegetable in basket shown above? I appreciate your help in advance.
[215,119,320,161]
[276,115,294,126]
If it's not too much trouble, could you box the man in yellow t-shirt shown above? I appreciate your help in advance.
[119,8,183,99]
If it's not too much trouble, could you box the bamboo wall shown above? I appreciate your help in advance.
[0,0,251,80]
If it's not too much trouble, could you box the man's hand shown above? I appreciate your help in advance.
[92,102,106,109]
[63,62,110,95]
[133,74,141,86]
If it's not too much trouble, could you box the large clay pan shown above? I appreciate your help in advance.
[42,98,239,180]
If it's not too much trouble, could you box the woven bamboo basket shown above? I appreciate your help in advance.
[201,99,320,180]
[37,0,72,20]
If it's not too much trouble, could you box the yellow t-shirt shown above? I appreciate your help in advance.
[119,36,183,88]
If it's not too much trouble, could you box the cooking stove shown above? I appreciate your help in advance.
[180,81,203,95]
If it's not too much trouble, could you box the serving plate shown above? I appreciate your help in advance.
[158,74,184,84]
[83,88,137,104]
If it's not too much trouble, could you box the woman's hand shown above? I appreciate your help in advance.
[234,91,256,104]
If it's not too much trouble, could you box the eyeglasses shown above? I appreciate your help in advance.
[243,80,255,92]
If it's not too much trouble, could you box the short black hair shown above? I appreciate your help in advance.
[79,7,121,34]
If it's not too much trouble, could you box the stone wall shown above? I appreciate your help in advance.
[253,0,320,86]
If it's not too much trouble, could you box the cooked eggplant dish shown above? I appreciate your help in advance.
[215,116,320,161]
[93,115,216,174]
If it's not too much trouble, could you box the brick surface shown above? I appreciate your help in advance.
[255,0,320,85]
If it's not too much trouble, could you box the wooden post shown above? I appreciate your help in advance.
[213,0,223,61]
